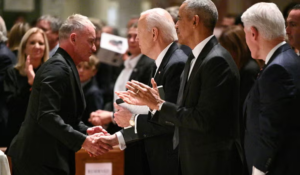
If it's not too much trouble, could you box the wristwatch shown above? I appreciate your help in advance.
[129,114,136,126]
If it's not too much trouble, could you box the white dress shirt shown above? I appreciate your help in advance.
[116,43,173,150]
[252,41,286,175]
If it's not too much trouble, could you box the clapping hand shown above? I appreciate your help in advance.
[25,55,35,85]
[115,78,164,110]
[89,110,113,126]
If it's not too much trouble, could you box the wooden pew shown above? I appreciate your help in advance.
[76,147,124,175]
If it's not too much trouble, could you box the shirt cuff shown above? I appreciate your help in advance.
[116,131,126,150]
[252,166,266,175]
[134,114,139,134]
[158,102,164,111]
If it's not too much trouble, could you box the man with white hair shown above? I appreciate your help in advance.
[242,2,300,175]
[99,8,187,175]
[8,14,112,175]
[114,0,243,174]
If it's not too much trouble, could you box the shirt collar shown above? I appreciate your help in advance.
[192,35,214,58]
[49,43,59,58]
[155,42,173,69]
[124,53,142,69]
[265,41,286,64]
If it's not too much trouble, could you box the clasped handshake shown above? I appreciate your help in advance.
[82,79,164,157]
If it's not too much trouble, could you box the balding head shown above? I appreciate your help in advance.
[140,8,177,43]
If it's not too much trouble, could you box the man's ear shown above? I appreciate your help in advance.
[250,26,258,41]
[193,15,200,26]
[152,27,158,41]
[70,33,76,44]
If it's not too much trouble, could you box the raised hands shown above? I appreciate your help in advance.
[115,78,165,110]
[25,55,35,85]
[113,103,132,128]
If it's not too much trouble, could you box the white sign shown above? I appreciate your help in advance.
[85,163,112,175]
[100,33,128,54]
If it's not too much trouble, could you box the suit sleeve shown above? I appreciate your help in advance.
[122,61,185,143]
[254,64,295,172]
[36,61,86,152]
[155,56,237,131]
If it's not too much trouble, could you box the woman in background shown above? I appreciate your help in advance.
[4,27,49,147]
[8,22,30,57]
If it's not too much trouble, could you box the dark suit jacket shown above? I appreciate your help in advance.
[8,48,88,175]
[82,78,104,126]
[0,42,15,147]
[121,42,187,175]
[153,36,243,175]
[244,43,300,175]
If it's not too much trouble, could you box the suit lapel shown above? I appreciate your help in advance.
[129,54,146,81]
[182,36,219,104]
[154,42,178,84]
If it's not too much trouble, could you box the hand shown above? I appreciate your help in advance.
[116,78,164,110]
[87,126,110,136]
[89,110,112,126]
[82,134,113,156]
[99,134,119,147]
[25,55,35,85]
[114,103,132,127]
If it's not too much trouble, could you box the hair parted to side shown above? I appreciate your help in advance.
[241,2,285,40]
[141,8,178,42]
[183,0,218,32]
[15,27,49,76]
[8,22,30,51]
[38,15,62,32]
[59,14,95,41]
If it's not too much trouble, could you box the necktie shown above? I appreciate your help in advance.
[173,53,195,149]
[151,64,157,78]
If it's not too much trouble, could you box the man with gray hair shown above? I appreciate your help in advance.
[36,15,62,57]
[8,14,112,175]
[242,2,300,175]
[97,8,187,175]
[114,0,243,174]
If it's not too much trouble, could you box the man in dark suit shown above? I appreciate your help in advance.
[113,1,243,175]
[7,14,112,175]
[286,4,300,55]
[0,16,16,147]
[241,3,300,175]
[102,8,187,175]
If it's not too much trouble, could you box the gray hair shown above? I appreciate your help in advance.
[59,14,95,40]
[183,0,218,32]
[0,16,7,42]
[141,8,178,43]
[38,15,62,32]
[241,2,285,40]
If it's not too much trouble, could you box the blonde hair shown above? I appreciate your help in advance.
[15,27,49,76]
[8,22,30,51]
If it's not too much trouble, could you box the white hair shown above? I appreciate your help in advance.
[0,16,7,42]
[59,14,95,40]
[241,2,285,40]
[183,0,218,32]
[141,8,178,42]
